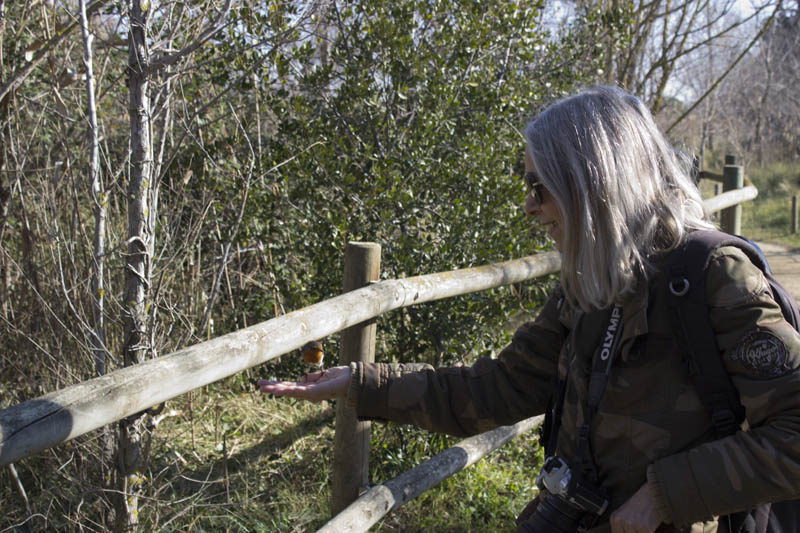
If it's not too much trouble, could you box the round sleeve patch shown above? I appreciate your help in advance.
[730,330,790,378]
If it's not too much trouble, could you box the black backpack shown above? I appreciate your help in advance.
[664,230,800,533]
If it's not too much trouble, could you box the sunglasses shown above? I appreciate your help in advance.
[525,172,545,204]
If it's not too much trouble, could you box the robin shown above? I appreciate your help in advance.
[301,341,325,376]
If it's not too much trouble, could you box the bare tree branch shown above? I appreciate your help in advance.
[197,102,255,338]
[666,1,783,134]
[146,0,234,73]
[0,0,115,103]
[79,0,110,377]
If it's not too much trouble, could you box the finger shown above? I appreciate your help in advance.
[261,378,335,398]
[259,375,319,388]
[257,379,292,389]
[303,371,326,384]
[259,381,310,395]
[609,515,628,533]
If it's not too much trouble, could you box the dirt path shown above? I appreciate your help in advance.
[756,241,800,302]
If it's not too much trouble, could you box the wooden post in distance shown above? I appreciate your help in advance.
[721,154,744,235]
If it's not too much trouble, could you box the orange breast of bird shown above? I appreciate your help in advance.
[301,341,324,366]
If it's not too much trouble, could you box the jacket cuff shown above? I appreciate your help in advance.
[346,362,363,409]
[650,453,708,527]
[345,361,391,420]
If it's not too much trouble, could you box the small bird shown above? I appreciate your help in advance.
[301,340,325,375]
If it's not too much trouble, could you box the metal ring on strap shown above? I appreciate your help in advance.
[669,278,690,296]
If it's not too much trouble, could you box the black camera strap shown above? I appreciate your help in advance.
[543,379,567,457]
[570,304,624,489]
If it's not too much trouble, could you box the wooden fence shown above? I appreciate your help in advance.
[0,158,755,531]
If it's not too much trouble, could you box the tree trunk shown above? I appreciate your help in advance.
[116,0,154,530]
[0,107,9,322]
[78,0,107,383]
[753,48,773,168]
[79,0,115,526]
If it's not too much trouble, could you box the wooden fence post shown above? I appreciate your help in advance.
[332,242,381,515]
[721,154,744,235]
[792,195,798,234]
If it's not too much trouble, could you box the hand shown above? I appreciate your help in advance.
[609,482,663,533]
[258,365,351,402]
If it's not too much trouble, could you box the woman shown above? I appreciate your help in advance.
[259,86,800,532]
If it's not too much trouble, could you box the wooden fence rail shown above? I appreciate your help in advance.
[704,185,757,223]
[318,415,545,533]
[0,251,561,467]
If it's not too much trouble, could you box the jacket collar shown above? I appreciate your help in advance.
[558,280,651,361]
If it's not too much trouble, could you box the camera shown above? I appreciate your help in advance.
[527,456,609,532]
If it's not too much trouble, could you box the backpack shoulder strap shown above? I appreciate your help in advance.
[663,230,747,437]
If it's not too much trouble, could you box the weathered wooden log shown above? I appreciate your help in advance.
[703,186,757,216]
[0,252,561,466]
[317,415,545,533]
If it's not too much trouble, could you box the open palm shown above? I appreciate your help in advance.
[258,365,351,402]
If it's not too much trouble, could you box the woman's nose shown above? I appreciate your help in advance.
[524,193,540,216]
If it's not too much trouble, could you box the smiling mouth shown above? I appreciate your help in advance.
[541,221,558,231]
[540,221,559,240]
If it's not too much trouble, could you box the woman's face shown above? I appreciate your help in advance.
[524,148,564,251]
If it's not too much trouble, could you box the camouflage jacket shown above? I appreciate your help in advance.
[346,246,800,531]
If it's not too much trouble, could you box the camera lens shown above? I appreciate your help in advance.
[526,492,585,533]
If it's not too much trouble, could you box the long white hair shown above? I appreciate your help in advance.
[525,86,714,311]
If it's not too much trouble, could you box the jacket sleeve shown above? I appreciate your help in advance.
[345,290,568,437]
[648,246,800,526]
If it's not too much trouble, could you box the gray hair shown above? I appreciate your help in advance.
[525,86,714,311]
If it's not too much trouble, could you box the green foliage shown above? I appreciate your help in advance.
[740,162,800,249]
[368,421,544,530]
[211,0,607,374]
[371,422,456,478]
[748,161,800,198]
[372,422,543,530]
